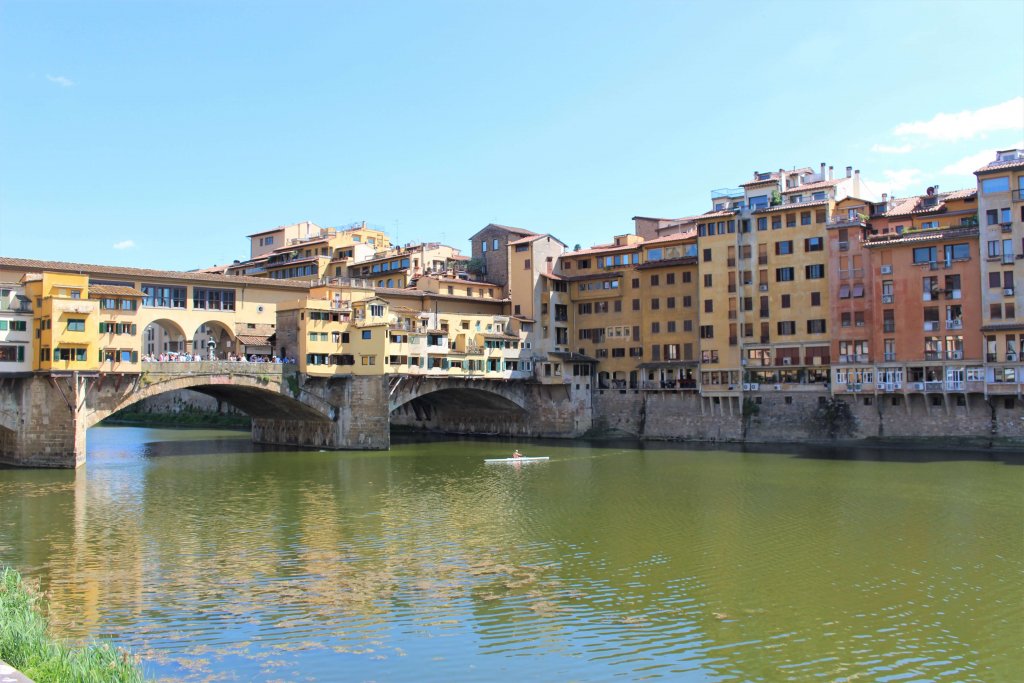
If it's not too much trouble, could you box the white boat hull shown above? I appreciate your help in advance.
[484,457,550,463]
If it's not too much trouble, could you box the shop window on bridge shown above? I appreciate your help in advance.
[142,284,186,308]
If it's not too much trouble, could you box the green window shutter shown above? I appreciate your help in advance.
[131,324,137,335]
[131,351,138,363]
[17,346,24,362]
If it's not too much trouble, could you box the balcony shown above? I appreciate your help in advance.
[1001,223,1013,234]
[758,256,768,265]
[759,309,769,318]
[1013,189,1023,203]
[883,353,897,362]
[944,289,962,300]
[727,258,736,267]
[923,321,940,332]
[924,381,944,392]
[946,319,963,330]
[728,310,737,320]
[881,294,894,304]
[838,268,865,280]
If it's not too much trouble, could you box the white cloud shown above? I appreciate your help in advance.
[871,143,913,154]
[46,75,74,87]
[112,240,135,250]
[881,168,923,192]
[893,97,1024,142]
[941,141,1024,176]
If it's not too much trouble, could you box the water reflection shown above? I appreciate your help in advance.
[0,427,1020,682]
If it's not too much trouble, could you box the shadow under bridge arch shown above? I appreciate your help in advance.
[389,385,531,435]
[87,372,336,430]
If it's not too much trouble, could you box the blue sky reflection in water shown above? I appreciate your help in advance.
[0,426,1020,681]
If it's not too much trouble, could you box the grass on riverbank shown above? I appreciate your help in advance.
[0,567,145,683]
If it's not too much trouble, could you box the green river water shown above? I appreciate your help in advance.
[0,426,1021,682]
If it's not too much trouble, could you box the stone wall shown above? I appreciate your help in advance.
[592,388,1024,445]
[0,376,83,468]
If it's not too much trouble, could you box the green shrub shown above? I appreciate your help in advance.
[0,567,145,682]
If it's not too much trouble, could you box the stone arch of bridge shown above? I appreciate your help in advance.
[389,386,528,417]
[85,374,335,430]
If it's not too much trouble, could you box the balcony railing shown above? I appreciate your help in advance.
[1012,189,1023,203]
[946,319,963,330]
[838,268,865,279]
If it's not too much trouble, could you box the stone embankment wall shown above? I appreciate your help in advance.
[127,390,246,416]
[592,388,1024,444]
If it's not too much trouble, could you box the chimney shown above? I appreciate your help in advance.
[846,166,853,178]
[820,163,826,181]
[829,165,834,180]
[882,193,888,204]
[854,169,861,195]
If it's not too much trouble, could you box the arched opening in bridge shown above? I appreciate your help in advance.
[192,320,236,361]
[143,319,187,358]
[390,387,528,436]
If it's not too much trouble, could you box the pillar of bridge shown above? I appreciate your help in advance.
[251,374,390,451]
[0,375,86,468]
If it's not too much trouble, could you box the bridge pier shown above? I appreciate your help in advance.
[251,375,391,451]
[0,375,86,468]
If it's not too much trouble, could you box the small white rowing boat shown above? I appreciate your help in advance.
[484,456,550,463]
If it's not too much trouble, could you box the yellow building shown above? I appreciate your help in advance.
[91,284,146,372]
[23,272,101,372]
[277,280,531,380]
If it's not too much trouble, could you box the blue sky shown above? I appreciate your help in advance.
[1,0,1022,271]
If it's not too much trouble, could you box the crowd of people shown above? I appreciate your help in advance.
[141,352,295,364]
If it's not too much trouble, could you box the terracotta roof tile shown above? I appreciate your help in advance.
[975,158,1024,174]
[753,199,829,214]
[88,284,146,297]
[781,179,840,194]
[0,257,312,289]
[863,225,979,248]
[740,176,779,187]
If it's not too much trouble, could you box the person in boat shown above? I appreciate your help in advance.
[512,449,522,459]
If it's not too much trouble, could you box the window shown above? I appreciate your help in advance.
[699,325,714,339]
[361,330,372,340]
[667,296,676,309]
[193,287,236,311]
[777,321,796,335]
[650,274,660,286]
[805,264,825,279]
[775,240,793,255]
[804,237,823,252]
[67,319,85,332]
[703,274,713,287]
[524,259,531,269]
[912,246,937,264]
[781,294,791,308]
[703,248,712,262]
[810,292,821,306]
[651,298,660,310]
[776,267,795,282]
[982,176,1010,193]
[757,217,768,230]
[666,273,675,285]
[800,211,811,225]
[807,319,826,334]
[651,322,660,333]
[142,284,187,308]
[704,299,713,313]
[493,239,499,250]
